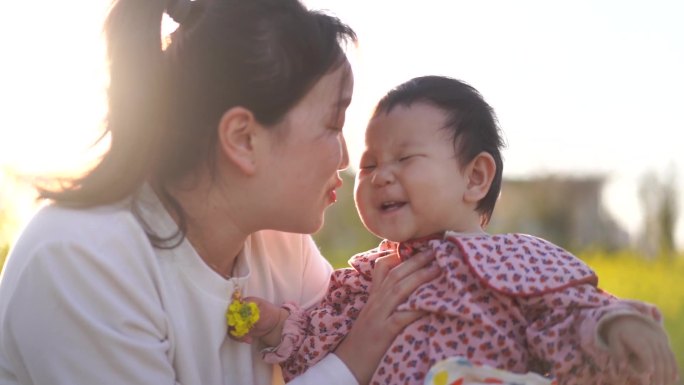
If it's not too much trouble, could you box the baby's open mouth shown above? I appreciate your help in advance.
[380,201,406,211]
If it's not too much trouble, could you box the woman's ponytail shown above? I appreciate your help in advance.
[38,0,168,206]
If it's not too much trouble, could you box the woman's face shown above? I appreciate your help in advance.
[262,63,353,233]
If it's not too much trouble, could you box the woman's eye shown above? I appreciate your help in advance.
[359,164,376,171]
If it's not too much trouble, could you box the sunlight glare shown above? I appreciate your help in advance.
[0,1,110,178]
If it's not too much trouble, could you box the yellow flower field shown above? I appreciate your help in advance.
[582,251,684,382]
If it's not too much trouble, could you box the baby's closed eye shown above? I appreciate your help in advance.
[399,154,424,163]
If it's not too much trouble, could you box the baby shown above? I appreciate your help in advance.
[241,76,679,385]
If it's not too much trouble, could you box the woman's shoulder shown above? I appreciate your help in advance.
[18,201,143,245]
[0,201,160,312]
[5,201,152,275]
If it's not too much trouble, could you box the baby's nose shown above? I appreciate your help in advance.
[371,167,394,186]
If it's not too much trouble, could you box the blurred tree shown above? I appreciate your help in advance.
[638,166,679,258]
[313,170,379,268]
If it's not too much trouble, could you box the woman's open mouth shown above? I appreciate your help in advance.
[328,189,338,203]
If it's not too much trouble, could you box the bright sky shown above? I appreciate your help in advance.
[1,0,683,248]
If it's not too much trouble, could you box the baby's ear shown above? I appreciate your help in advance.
[216,106,259,175]
[463,151,496,203]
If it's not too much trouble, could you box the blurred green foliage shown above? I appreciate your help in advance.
[314,170,380,267]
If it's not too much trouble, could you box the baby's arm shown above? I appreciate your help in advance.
[275,268,367,381]
[522,285,678,385]
[230,269,367,381]
[233,296,290,347]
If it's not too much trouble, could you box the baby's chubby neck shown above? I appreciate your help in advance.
[390,229,488,261]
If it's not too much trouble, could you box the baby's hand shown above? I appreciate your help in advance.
[602,315,679,385]
[229,296,288,347]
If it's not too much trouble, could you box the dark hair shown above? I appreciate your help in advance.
[373,76,504,225]
[38,0,356,246]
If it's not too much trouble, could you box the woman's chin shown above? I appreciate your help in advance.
[298,218,325,235]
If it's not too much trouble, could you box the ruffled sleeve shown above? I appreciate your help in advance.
[261,245,386,382]
[262,303,310,364]
[520,284,662,385]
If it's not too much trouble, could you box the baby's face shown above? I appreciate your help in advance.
[354,103,477,242]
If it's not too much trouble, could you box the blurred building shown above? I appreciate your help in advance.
[488,175,630,252]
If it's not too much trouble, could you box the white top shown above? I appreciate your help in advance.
[0,186,358,385]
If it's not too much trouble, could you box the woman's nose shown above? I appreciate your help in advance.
[338,135,350,171]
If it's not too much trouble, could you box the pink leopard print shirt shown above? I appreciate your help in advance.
[266,232,661,385]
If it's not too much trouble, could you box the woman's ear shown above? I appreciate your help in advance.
[463,151,496,203]
[217,106,259,175]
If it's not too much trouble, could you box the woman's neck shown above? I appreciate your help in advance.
[186,224,245,279]
[159,181,250,279]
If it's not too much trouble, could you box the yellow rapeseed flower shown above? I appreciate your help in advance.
[226,299,260,337]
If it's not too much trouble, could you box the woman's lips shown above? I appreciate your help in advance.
[328,177,343,203]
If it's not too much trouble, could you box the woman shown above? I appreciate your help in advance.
[0,0,439,384]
